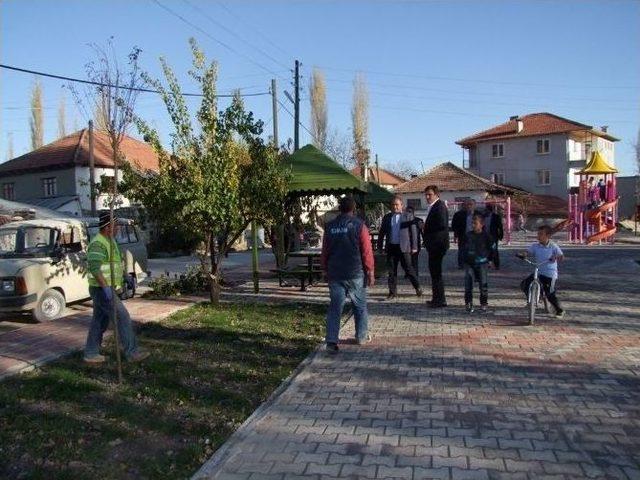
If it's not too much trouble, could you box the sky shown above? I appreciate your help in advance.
[1,0,639,176]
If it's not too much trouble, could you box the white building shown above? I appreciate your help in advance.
[456,113,618,199]
[0,129,159,216]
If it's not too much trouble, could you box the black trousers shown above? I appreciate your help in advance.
[386,244,421,294]
[410,250,420,276]
[464,264,488,305]
[427,249,447,304]
[520,274,562,313]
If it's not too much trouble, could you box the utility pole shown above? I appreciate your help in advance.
[375,153,381,185]
[294,60,300,151]
[88,120,97,216]
[271,79,278,147]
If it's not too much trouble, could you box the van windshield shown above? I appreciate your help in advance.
[0,226,60,258]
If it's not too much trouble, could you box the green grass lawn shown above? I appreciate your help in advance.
[0,302,326,480]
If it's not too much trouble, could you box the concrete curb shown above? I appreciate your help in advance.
[192,344,324,479]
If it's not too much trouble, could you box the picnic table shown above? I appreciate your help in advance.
[271,249,323,291]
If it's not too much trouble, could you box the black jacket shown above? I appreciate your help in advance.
[423,199,449,253]
[484,212,504,242]
[377,212,417,253]
[462,230,494,266]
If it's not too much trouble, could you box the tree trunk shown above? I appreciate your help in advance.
[208,234,220,305]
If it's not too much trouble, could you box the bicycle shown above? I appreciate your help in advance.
[516,253,550,325]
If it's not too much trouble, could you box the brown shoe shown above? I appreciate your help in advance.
[83,354,106,364]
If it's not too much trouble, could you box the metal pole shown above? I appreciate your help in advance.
[271,79,278,148]
[294,60,300,151]
[88,120,97,216]
[110,134,123,383]
[251,220,259,293]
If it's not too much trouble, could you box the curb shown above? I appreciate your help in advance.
[192,344,324,479]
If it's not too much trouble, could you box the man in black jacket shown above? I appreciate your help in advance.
[405,206,424,276]
[451,199,477,269]
[422,185,449,308]
[483,203,504,270]
[377,196,422,300]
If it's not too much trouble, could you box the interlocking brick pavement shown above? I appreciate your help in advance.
[195,245,640,480]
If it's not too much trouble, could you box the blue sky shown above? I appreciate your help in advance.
[1,0,639,175]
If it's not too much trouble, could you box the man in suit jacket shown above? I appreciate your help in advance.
[451,199,478,269]
[423,185,449,308]
[405,206,424,276]
[483,203,504,270]
[377,196,422,300]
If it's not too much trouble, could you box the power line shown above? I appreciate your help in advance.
[323,77,636,105]
[182,0,290,71]
[215,1,294,60]
[151,0,287,82]
[0,64,270,98]
[318,65,639,90]
[277,98,317,143]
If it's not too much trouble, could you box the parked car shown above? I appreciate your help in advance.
[0,217,147,322]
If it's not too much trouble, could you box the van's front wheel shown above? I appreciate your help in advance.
[33,289,65,322]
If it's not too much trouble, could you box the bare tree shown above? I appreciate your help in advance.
[384,160,416,180]
[57,91,67,138]
[351,73,369,176]
[6,133,14,161]
[70,40,144,383]
[325,128,354,168]
[309,67,328,151]
[30,79,44,149]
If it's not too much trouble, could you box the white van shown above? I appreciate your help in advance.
[0,217,147,321]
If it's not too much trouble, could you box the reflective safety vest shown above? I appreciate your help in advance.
[87,233,123,288]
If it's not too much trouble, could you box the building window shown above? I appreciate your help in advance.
[584,141,592,159]
[536,139,550,154]
[537,169,550,186]
[2,183,14,201]
[491,144,504,158]
[406,198,421,210]
[492,173,505,185]
[42,177,57,197]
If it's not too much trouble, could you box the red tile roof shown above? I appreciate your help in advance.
[350,166,407,186]
[508,194,567,217]
[456,112,618,146]
[395,161,519,194]
[0,129,159,176]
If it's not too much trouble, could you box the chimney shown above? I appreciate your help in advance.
[600,125,608,133]
[510,115,524,133]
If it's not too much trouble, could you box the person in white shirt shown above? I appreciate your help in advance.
[519,225,565,318]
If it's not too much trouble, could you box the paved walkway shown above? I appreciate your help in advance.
[195,245,640,480]
[0,295,200,379]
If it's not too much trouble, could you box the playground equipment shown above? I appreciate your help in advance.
[568,151,619,244]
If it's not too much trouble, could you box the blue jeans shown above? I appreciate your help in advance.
[85,286,138,358]
[464,263,488,306]
[326,277,368,344]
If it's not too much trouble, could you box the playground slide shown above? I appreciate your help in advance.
[585,199,618,221]
[552,218,573,233]
[587,225,616,244]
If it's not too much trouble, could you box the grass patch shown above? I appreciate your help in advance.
[0,302,325,479]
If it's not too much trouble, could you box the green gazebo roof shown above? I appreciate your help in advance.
[364,180,395,205]
[284,144,366,195]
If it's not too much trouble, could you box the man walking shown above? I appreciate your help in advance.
[483,203,504,270]
[451,198,477,269]
[405,206,424,277]
[84,211,149,363]
[377,196,422,300]
[423,185,449,308]
[321,197,375,353]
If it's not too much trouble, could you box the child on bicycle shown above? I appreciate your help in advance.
[462,213,494,313]
[518,225,565,318]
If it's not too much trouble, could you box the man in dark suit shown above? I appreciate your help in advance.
[451,199,478,269]
[422,185,449,308]
[483,203,504,270]
[405,206,424,276]
[377,196,422,300]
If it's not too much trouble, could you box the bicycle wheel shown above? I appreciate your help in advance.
[528,282,539,325]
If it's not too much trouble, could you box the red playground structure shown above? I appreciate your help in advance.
[568,151,619,244]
